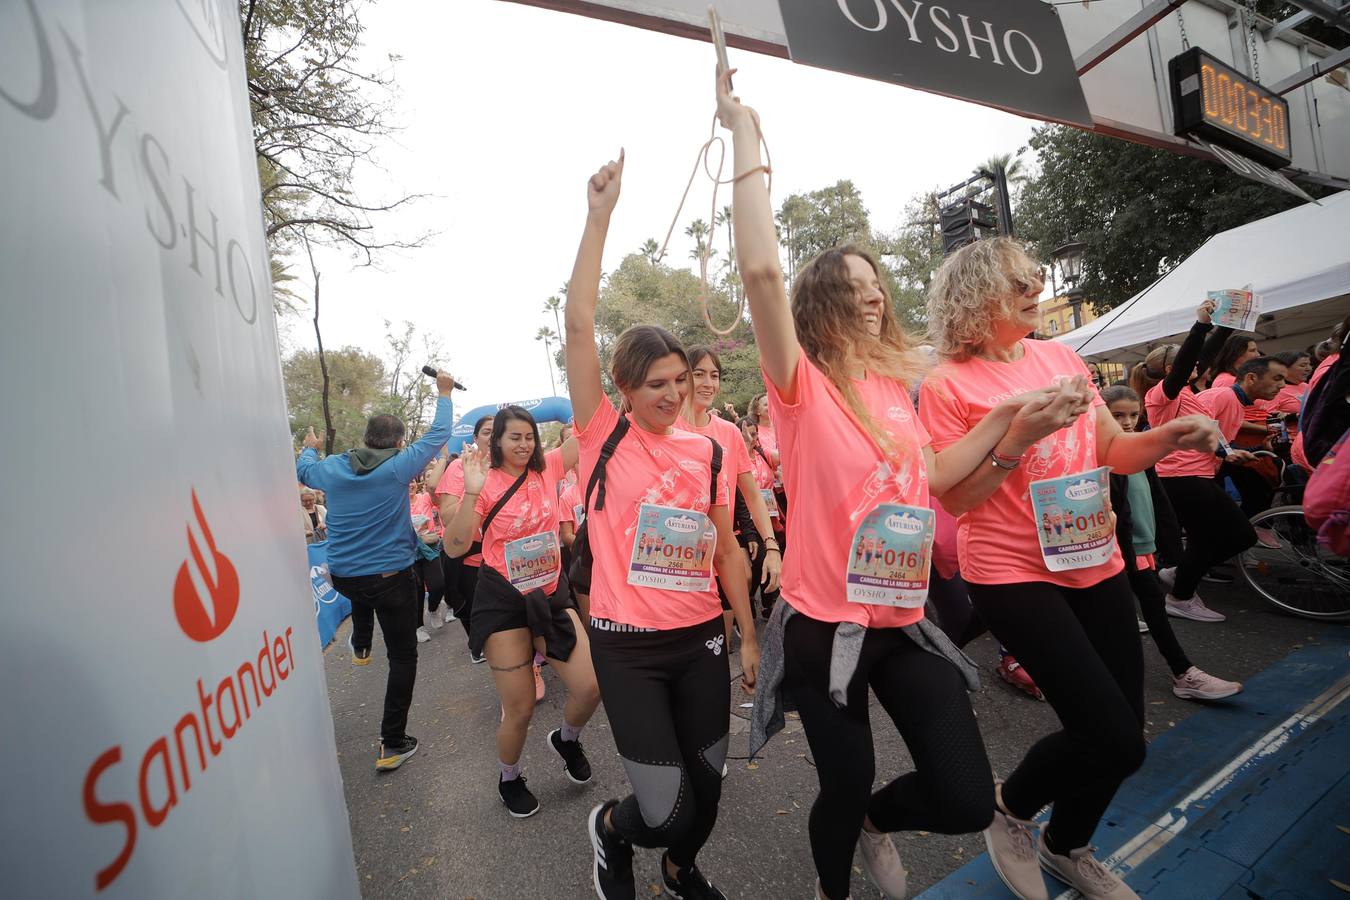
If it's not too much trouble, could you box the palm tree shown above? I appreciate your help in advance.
[714,205,737,299]
[974,151,1028,185]
[535,326,558,395]
[686,219,717,282]
[639,238,661,264]
[543,295,564,348]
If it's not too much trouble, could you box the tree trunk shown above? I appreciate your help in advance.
[305,238,337,455]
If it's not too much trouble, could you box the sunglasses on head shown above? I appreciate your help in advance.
[1013,267,1047,296]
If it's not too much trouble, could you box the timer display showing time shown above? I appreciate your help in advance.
[1170,47,1292,169]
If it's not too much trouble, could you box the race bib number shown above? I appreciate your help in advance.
[627,504,716,592]
[1029,467,1115,572]
[845,503,934,607]
[760,488,780,518]
[504,531,561,593]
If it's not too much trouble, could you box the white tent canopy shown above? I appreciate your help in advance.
[1057,191,1350,363]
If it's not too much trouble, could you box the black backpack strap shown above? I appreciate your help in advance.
[480,469,529,535]
[583,416,630,515]
[707,438,723,505]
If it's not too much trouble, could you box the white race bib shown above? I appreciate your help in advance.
[1029,467,1115,572]
[760,488,780,519]
[845,503,933,607]
[627,504,716,592]
[503,531,561,592]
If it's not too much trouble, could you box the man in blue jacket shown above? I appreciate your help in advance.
[297,369,457,771]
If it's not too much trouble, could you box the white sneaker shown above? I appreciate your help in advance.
[857,826,908,899]
[1164,594,1226,622]
[1037,835,1137,899]
[416,626,431,643]
[1172,666,1242,701]
[1157,567,1176,590]
[425,610,443,631]
[1253,526,1281,549]
[1137,619,1150,633]
[442,606,457,624]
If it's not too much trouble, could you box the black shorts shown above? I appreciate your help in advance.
[469,567,579,662]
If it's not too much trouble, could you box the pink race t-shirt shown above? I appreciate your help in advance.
[559,480,583,526]
[474,449,567,592]
[749,444,775,491]
[766,354,930,628]
[919,339,1123,589]
[757,422,780,463]
[574,398,729,630]
[1270,382,1308,423]
[1146,383,1218,478]
[433,458,483,566]
[1198,386,1247,444]
[677,412,753,483]
[1210,372,1237,390]
[409,492,442,538]
[1293,354,1338,469]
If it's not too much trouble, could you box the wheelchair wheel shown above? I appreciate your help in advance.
[1239,505,1350,621]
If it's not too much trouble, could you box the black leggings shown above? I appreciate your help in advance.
[1159,475,1257,601]
[783,613,993,900]
[415,554,445,615]
[589,615,730,867]
[1128,568,1192,677]
[438,550,476,639]
[967,572,1145,854]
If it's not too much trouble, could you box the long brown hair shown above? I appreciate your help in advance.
[1129,344,1177,401]
[792,245,923,456]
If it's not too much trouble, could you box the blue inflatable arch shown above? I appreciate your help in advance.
[449,396,574,454]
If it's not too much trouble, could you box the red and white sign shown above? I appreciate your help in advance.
[0,2,359,896]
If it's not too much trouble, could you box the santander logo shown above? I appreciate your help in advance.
[172,490,239,641]
[83,488,296,891]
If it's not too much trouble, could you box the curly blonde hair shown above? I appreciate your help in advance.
[927,236,1043,361]
[792,246,925,455]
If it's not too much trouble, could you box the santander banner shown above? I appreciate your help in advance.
[0,2,359,896]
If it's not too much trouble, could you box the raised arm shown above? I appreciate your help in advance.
[391,372,456,482]
[718,69,800,398]
[565,152,624,431]
[443,445,488,558]
[1161,301,1216,399]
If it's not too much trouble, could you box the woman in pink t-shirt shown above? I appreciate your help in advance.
[721,73,1096,900]
[682,346,783,634]
[443,406,598,819]
[920,236,1217,898]
[565,152,758,900]
[434,414,495,656]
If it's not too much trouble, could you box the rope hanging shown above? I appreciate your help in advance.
[656,112,772,337]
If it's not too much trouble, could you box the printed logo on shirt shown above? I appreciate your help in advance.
[886,405,912,423]
[678,458,706,475]
[705,634,725,656]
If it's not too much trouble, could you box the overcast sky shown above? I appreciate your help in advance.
[280,0,1039,417]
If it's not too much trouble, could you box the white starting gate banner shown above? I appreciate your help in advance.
[0,2,359,897]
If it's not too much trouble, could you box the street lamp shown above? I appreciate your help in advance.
[1051,238,1088,330]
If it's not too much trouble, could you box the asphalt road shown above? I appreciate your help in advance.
[323,573,1341,899]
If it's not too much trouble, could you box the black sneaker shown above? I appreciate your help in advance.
[548,728,593,784]
[661,853,727,900]
[470,650,487,665]
[588,801,635,900]
[375,735,417,771]
[498,774,540,818]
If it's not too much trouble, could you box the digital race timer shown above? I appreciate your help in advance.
[1170,47,1292,169]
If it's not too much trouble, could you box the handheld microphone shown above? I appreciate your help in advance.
[421,365,466,391]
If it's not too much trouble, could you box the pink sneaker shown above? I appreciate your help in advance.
[1164,594,1226,623]
[1253,526,1281,549]
[1172,666,1242,701]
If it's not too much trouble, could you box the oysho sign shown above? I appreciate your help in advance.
[777,0,1092,126]
[0,1,358,897]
